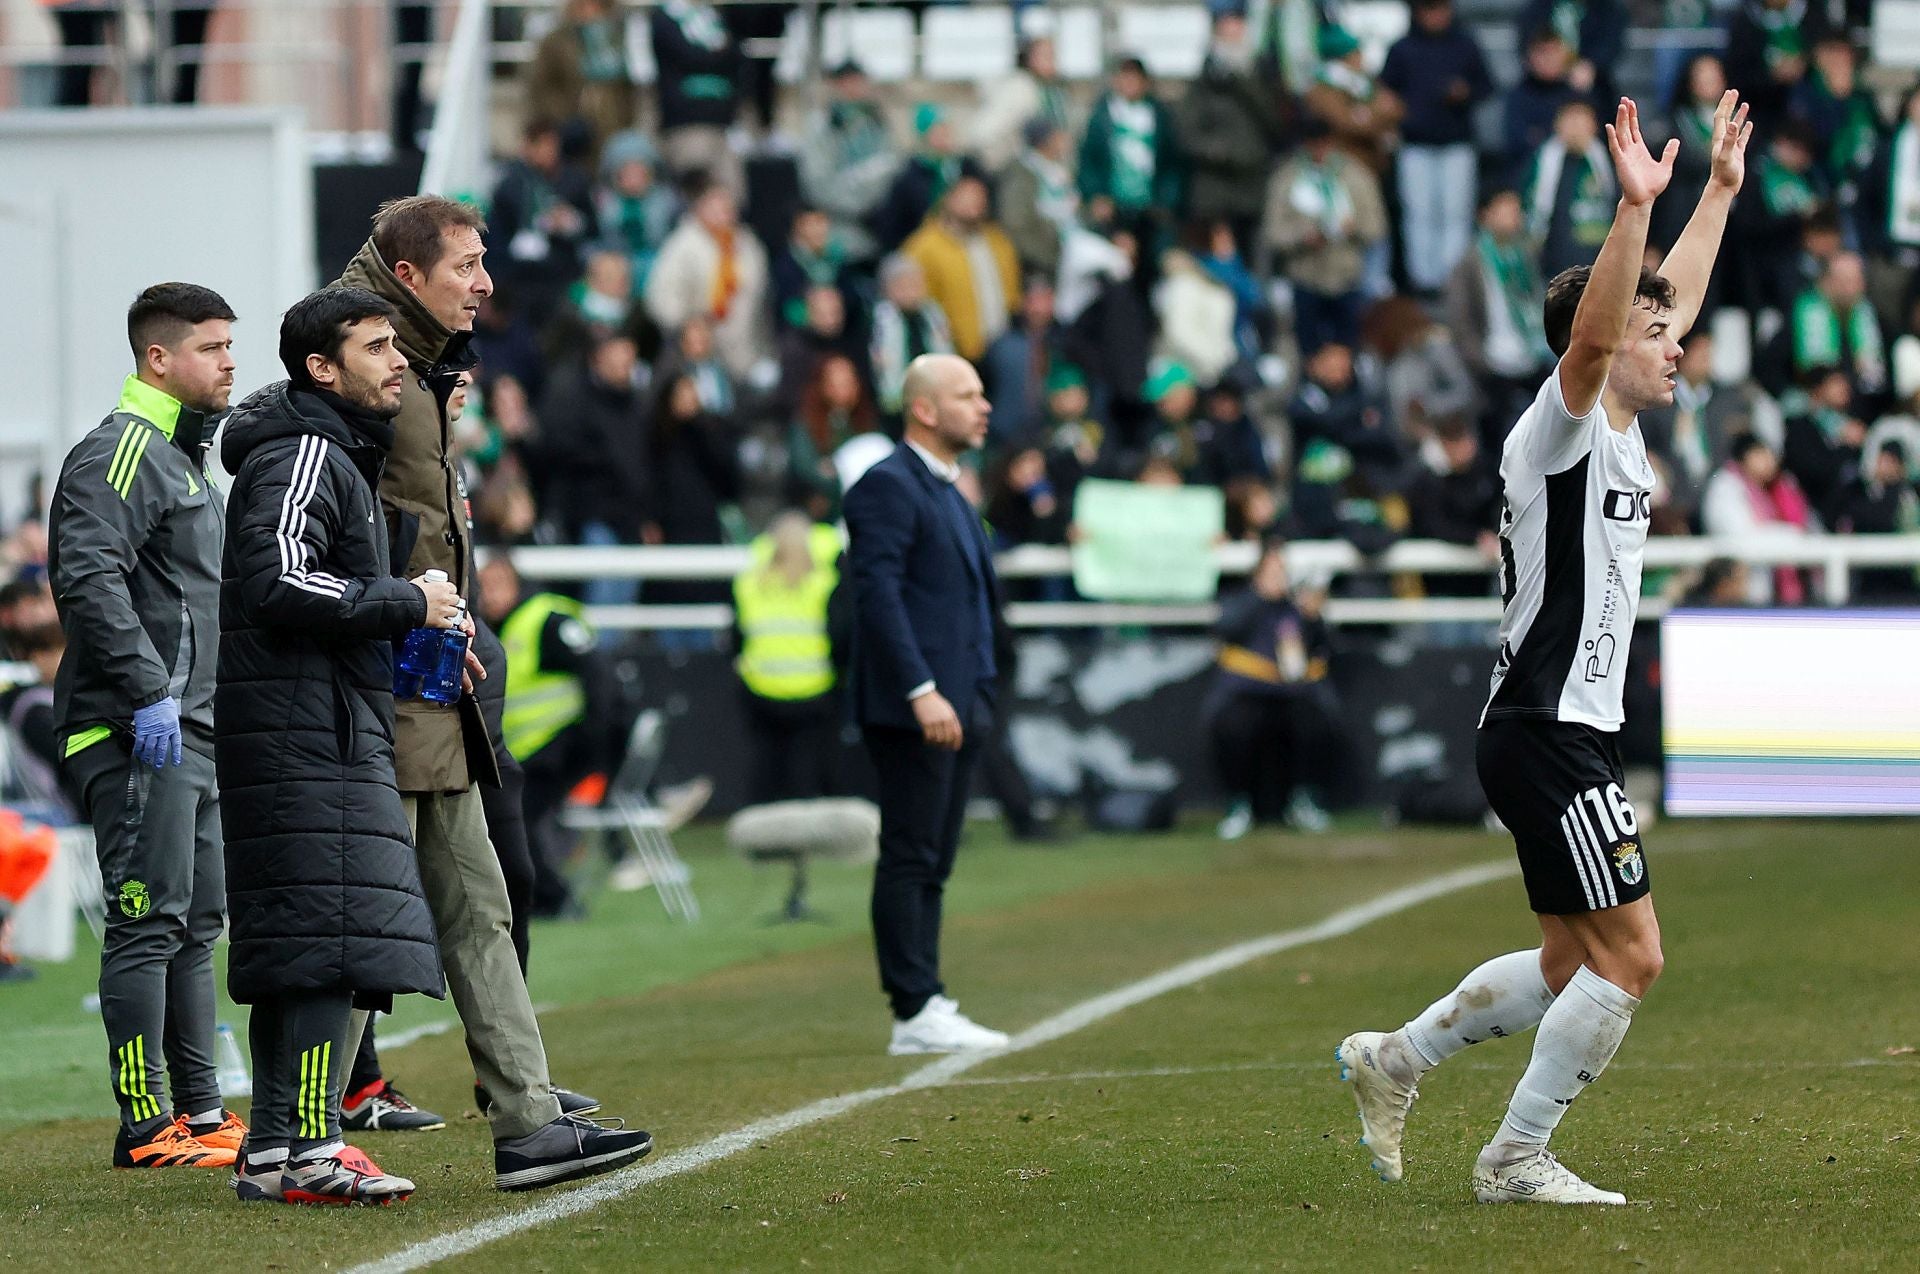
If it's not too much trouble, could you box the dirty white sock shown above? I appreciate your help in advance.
[1493,965,1639,1152]
[1388,949,1557,1082]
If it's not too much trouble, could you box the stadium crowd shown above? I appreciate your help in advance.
[403,0,1920,615]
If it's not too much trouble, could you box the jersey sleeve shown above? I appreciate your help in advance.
[1514,363,1604,475]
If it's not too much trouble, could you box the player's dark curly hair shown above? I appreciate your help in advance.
[1542,266,1677,358]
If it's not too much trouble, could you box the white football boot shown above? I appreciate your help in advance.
[1472,1146,1628,1205]
[889,996,1010,1055]
[1336,1031,1419,1182]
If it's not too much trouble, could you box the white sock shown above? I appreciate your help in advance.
[291,1138,347,1164]
[1493,965,1639,1152]
[185,1106,224,1127]
[1393,949,1557,1081]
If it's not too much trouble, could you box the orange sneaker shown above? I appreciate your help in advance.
[114,1119,236,1168]
[179,1112,248,1154]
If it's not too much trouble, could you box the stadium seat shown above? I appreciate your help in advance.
[1340,1,1411,71]
[776,7,918,84]
[1052,7,1107,80]
[1113,4,1211,79]
[1872,0,1920,70]
[921,6,1017,82]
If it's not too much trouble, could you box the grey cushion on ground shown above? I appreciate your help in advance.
[726,798,882,865]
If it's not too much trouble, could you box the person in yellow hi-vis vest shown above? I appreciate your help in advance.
[476,556,620,919]
[732,511,847,804]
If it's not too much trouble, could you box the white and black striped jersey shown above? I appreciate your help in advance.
[1481,367,1654,732]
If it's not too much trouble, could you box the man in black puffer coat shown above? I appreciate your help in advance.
[217,288,459,1206]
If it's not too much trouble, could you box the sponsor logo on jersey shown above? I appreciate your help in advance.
[1581,632,1617,682]
[1602,489,1652,522]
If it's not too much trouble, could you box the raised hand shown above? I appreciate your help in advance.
[1708,89,1753,193]
[1605,97,1677,208]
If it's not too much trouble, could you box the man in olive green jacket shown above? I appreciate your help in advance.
[332,196,653,1192]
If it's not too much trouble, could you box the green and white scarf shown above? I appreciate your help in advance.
[1526,138,1614,245]
[1793,291,1885,379]
[578,18,625,82]
[1549,0,1584,54]
[1315,59,1374,103]
[1477,231,1553,368]
[1289,156,1354,237]
[663,0,728,50]
[1760,156,1818,218]
[1822,80,1882,180]
[1105,96,1159,209]
[1250,0,1323,97]
[1890,122,1920,246]
[1674,104,1715,157]
[1754,0,1806,73]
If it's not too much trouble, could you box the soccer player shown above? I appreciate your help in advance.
[1337,93,1751,1204]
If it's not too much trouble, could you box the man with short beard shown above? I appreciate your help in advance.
[335,194,649,1190]
[50,282,244,1170]
[218,288,453,1205]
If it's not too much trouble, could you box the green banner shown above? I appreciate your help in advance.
[1071,479,1225,601]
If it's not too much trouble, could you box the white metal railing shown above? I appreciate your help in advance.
[505,535,1920,631]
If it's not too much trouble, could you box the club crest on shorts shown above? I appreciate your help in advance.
[118,879,151,919]
[1612,841,1644,886]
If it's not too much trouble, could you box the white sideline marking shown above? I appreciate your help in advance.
[347,859,1516,1274]
[379,1005,554,1054]
[378,1019,457,1051]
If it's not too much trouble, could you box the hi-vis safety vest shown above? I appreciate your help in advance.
[733,525,841,701]
[501,593,590,762]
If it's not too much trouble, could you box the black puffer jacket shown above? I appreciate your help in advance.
[215,383,443,1006]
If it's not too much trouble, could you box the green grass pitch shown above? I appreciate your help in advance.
[3,818,1917,1272]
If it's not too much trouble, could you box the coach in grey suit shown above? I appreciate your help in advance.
[843,354,1011,1055]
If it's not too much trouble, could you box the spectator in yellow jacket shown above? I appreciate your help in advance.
[901,175,1021,362]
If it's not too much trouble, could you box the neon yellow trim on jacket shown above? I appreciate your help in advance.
[63,725,114,758]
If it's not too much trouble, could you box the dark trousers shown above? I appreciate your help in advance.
[1292,287,1364,356]
[1209,689,1330,821]
[523,745,579,915]
[349,740,539,1097]
[483,746,536,973]
[974,698,1038,835]
[864,715,980,1021]
[743,689,840,804]
[246,991,354,1154]
[67,740,224,1131]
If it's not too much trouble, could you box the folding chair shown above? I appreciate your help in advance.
[560,709,700,922]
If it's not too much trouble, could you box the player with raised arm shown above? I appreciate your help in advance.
[1335,92,1751,1205]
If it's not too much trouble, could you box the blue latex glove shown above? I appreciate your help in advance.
[132,697,183,769]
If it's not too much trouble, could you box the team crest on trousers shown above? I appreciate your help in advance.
[1613,841,1645,886]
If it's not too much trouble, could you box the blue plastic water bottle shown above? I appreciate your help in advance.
[395,569,449,700]
[422,600,470,705]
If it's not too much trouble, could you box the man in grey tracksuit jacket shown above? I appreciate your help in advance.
[49,283,238,1163]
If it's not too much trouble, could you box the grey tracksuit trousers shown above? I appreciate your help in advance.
[67,738,224,1132]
